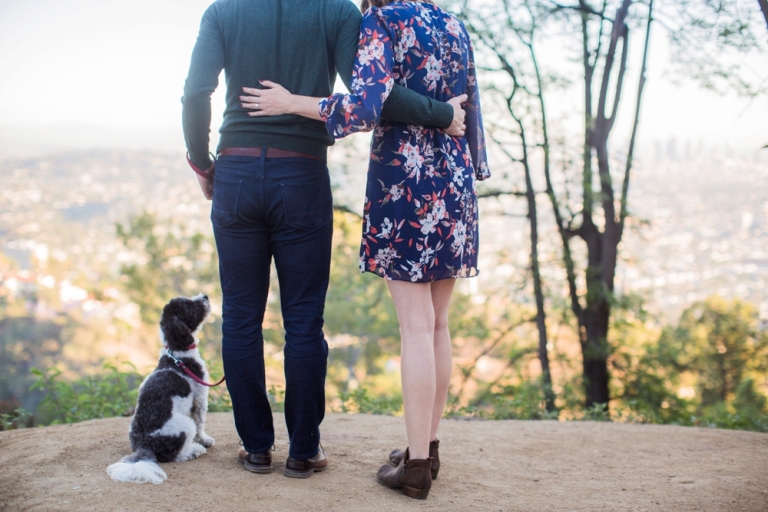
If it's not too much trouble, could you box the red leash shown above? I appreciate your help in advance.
[165,345,226,387]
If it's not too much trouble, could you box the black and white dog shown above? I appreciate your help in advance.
[107,294,216,484]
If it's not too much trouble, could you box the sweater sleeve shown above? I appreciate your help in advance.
[181,5,224,170]
[334,5,453,129]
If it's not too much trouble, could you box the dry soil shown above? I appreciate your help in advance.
[0,413,767,511]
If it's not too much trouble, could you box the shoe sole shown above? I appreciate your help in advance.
[402,486,430,500]
[376,477,429,500]
[283,466,326,479]
[238,457,273,474]
[244,462,274,474]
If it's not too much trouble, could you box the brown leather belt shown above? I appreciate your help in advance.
[218,147,324,161]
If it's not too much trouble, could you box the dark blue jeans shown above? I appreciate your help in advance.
[211,152,332,460]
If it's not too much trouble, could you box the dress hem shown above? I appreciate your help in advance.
[361,268,479,282]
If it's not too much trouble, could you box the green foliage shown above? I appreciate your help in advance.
[0,408,32,431]
[116,211,220,326]
[201,357,232,413]
[613,297,768,432]
[0,316,66,412]
[31,363,141,425]
[337,387,402,415]
[581,403,612,422]
[325,213,400,341]
[268,385,285,413]
[674,297,767,406]
[448,381,559,420]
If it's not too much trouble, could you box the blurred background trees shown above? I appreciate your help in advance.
[1,1,767,432]
[446,0,767,410]
[5,206,766,432]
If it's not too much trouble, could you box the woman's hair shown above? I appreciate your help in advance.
[360,0,434,12]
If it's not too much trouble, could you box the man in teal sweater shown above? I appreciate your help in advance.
[182,0,464,479]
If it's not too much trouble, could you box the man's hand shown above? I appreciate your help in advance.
[446,94,468,137]
[197,172,213,200]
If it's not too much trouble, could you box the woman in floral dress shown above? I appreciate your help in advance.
[241,0,489,499]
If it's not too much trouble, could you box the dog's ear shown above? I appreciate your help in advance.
[160,313,194,350]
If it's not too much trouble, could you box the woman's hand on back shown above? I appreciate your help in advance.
[241,81,325,121]
[241,81,295,116]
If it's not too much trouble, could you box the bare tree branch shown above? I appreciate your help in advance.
[479,190,527,199]
[620,0,654,233]
[551,0,613,21]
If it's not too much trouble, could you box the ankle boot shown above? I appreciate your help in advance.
[377,448,433,500]
[389,439,440,479]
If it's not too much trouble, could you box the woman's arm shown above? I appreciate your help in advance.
[332,2,455,130]
[240,82,323,120]
[241,9,468,137]
[241,83,467,137]
[320,8,395,139]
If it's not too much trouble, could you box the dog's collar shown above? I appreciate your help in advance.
[163,346,226,387]
[164,344,197,352]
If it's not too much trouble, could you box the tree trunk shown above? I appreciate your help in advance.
[580,221,612,407]
[528,43,556,413]
[576,0,632,409]
[524,156,556,413]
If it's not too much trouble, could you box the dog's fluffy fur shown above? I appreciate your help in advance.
[107,294,215,484]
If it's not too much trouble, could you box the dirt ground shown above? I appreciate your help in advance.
[0,413,766,512]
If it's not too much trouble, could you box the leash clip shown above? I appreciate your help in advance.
[164,349,183,367]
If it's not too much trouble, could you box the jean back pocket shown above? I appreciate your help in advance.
[280,176,331,231]
[211,176,242,228]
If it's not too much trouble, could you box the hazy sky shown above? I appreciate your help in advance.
[0,0,766,157]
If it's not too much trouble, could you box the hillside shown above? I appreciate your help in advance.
[1,413,766,511]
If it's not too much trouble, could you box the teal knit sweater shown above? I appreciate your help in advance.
[182,0,454,167]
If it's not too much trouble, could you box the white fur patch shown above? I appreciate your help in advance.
[151,394,195,438]
[107,460,167,484]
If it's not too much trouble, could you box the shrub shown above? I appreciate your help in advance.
[31,363,141,425]
[0,408,32,431]
[338,387,402,415]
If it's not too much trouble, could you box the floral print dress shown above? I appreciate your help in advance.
[319,1,490,282]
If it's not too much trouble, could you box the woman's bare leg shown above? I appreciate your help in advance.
[430,278,455,441]
[386,280,435,460]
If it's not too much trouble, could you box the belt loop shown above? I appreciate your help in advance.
[261,146,268,163]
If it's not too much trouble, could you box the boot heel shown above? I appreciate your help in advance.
[402,486,430,500]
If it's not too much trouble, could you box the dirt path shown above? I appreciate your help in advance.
[1,413,766,511]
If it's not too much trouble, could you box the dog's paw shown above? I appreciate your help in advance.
[175,443,207,462]
[188,443,208,461]
[197,434,215,448]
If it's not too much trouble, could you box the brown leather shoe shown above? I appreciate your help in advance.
[389,439,440,479]
[237,446,272,475]
[237,447,273,474]
[377,448,433,500]
[284,446,328,478]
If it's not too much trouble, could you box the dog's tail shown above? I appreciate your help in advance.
[107,447,167,484]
